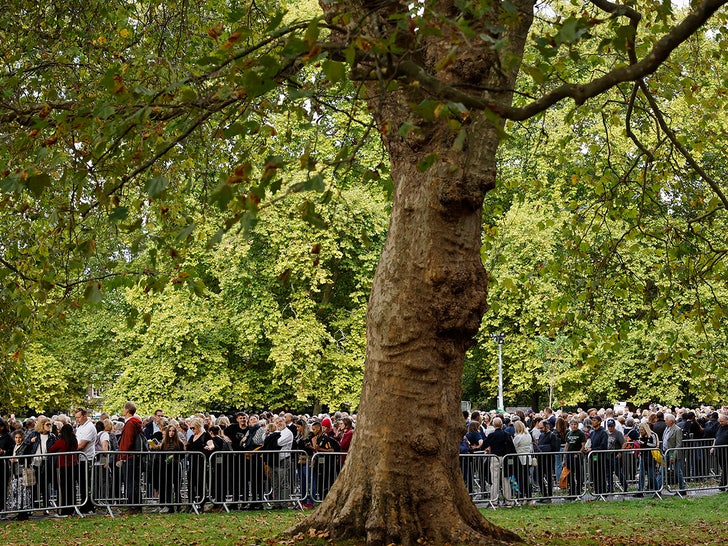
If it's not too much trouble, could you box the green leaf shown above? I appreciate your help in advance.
[26,173,51,197]
[83,282,103,304]
[322,59,346,84]
[417,154,438,172]
[145,176,169,198]
[108,207,129,222]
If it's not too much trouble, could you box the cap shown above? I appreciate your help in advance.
[321,417,332,428]
[606,419,616,427]
[591,415,602,422]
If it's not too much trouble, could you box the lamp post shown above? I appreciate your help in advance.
[490,333,505,412]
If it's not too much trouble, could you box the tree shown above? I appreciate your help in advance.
[2,1,727,544]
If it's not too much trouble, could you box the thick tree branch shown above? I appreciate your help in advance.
[390,0,726,120]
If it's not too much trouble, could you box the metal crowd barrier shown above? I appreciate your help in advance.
[661,445,723,496]
[90,450,205,515]
[207,450,308,510]
[1,451,90,519]
[309,452,344,503]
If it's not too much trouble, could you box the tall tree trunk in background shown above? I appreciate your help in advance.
[291,1,534,544]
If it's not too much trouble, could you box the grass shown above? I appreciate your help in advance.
[1,494,727,545]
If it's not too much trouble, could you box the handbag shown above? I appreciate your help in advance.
[651,449,665,467]
[559,466,570,489]
[21,466,36,487]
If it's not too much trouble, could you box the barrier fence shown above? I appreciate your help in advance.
[2,445,726,518]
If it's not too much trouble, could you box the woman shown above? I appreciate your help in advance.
[564,419,586,499]
[637,422,659,495]
[185,417,211,510]
[48,424,78,516]
[206,425,232,508]
[513,420,533,498]
[293,418,314,508]
[25,416,57,513]
[554,416,568,484]
[7,430,32,520]
[0,418,14,514]
[93,420,111,504]
[157,424,183,513]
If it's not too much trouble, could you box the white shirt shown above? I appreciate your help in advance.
[277,426,294,459]
[76,420,97,460]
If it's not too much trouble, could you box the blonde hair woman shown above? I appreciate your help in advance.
[637,422,659,494]
[185,417,211,509]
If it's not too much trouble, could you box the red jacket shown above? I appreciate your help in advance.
[48,439,78,467]
[118,415,142,460]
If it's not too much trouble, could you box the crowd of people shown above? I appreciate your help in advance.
[461,404,728,504]
[3,401,727,519]
[0,402,356,519]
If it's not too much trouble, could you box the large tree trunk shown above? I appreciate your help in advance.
[290,2,533,544]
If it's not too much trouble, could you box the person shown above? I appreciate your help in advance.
[536,420,561,501]
[338,417,354,462]
[652,412,667,441]
[271,416,294,507]
[0,418,14,515]
[636,422,659,495]
[6,430,32,520]
[310,419,340,501]
[564,419,586,499]
[709,412,728,491]
[24,416,57,512]
[553,417,568,482]
[241,414,265,508]
[93,420,111,505]
[157,424,184,513]
[223,412,248,507]
[293,418,314,508]
[703,412,720,439]
[206,425,232,508]
[588,415,609,495]
[73,408,97,514]
[663,414,686,495]
[117,401,143,512]
[144,410,165,443]
[185,417,211,510]
[605,418,626,493]
[482,417,515,503]
[512,420,533,499]
[48,423,79,516]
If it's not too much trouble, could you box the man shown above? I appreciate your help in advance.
[536,420,561,501]
[564,419,586,499]
[284,413,297,437]
[240,414,264,508]
[74,408,97,513]
[542,407,556,430]
[588,415,609,495]
[118,401,143,512]
[663,414,686,495]
[652,412,667,441]
[703,412,720,439]
[710,413,728,492]
[272,416,294,506]
[605,419,626,493]
[482,417,514,503]
[223,412,248,507]
[143,409,165,442]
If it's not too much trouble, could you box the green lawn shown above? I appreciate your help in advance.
[1,494,727,545]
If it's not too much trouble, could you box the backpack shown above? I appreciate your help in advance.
[108,432,119,452]
[134,429,150,452]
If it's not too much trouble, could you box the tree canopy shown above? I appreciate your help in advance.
[2,0,728,543]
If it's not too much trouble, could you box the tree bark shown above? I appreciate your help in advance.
[290,2,533,544]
